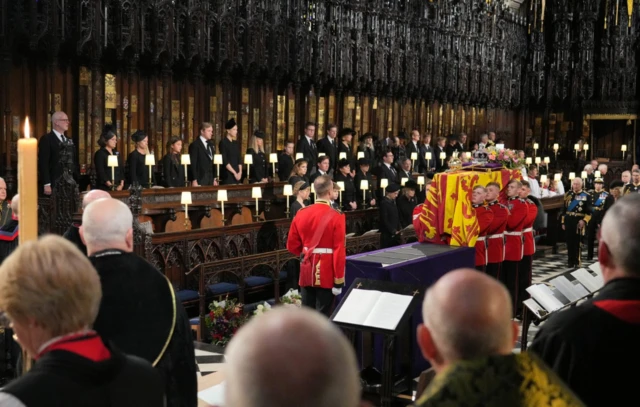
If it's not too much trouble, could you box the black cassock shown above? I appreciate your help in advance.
[530,278,640,407]
[90,250,197,407]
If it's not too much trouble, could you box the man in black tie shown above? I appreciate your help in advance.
[296,122,317,174]
[405,129,422,173]
[397,158,415,185]
[189,122,217,186]
[38,111,78,195]
[420,133,435,174]
[316,124,338,172]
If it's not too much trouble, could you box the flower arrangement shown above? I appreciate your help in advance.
[205,297,249,347]
[484,146,525,169]
[253,301,272,316]
[252,289,303,317]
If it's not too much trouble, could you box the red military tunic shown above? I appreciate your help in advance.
[503,197,528,262]
[486,200,509,264]
[522,199,538,257]
[286,200,346,289]
[473,204,494,267]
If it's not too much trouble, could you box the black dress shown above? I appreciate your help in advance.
[219,137,241,185]
[379,197,401,248]
[334,172,357,211]
[397,195,418,228]
[289,174,309,186]
[126,150,156,188]
[161,153,186,187]
[90,250,197,407]
[247,148,268,183]
[291,200,305,218]
[94,148,123,191]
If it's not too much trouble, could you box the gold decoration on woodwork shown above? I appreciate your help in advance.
[171,101,181,137]
[277,95,286,148]
[288,99,295,138]
[347,96,356,110]
[628,0,634,27]
[328,93,335,124]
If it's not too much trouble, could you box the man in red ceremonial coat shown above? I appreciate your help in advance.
[485,183,509,281]
[287,175,346,317]
[517,180,539,317]
[471,186,494,272]
[501,179,528,317]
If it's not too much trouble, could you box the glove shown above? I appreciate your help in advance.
[332,287,342,296]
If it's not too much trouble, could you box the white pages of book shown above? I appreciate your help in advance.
[332,289,413,330]
[588,262,604,287]
[526,284,564,312]
[197,381,225,406]
[550,276,589,302]
[571,268,602,293]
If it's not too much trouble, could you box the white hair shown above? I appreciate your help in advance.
[10,194,18,216]
[601,194,640,277]
[584,164,593,172]
[598,164,608,172]
[225,308,360,407]
[81,199,132,250]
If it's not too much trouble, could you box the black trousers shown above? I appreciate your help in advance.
[301,286,335,317]
[381,233,401,249]
[517,255,533,313]
[502,260,519,316]
[565,220,582,267]
[486,262,501,280]
[586,217,601,260]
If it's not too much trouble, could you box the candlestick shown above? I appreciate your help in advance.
[337,181,345,206]
[339,152,347,161]
[269,153,278,179]
[244,154,253,182]
[439,152,446,166]
[535,157,541,165]
[18,117,37,244]
[218,189,227,222]
[360,180,369,208]
[543,157,550,164]
[425,152,432,169]
[380,178,388,196]
[553,143,559,160]
[181,154,190,186]
[554,173,562,182]
[181,191,192,231]
[595,170,601,178]
[283,184,293,217]
[581,171,587,180]
[465,152,472,160]
[107,155,118,190]
[525,157,532,165]
[213,154,223,182]
[622,144,627,160]
[145,154,155,187]
[401,177,408,186]
[252,186,262,221]
[311,183,315,201]
[569,172,576,180]
[295,152,304,160]
[410,152,417,171]
[318,152,326,157]
[540,175,548,185]
[417,176,425,191]
[574,143,580,158]
[357,151,365,160]
[533,143,539,157]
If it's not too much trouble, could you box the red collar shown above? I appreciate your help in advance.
[36,331,111,362]
[594,300,640,324]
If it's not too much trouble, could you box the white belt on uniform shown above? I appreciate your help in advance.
[504,231,522,236]
[488,233,504,239]
[476,236,486,241]
[310,248,333,254]
[522,228,535,254]
[523,227,533,233]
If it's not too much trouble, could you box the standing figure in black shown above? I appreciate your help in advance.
[420,133,435,174]
[94,124,124,191]
[380,183,402,248]
[357,133,376,164]
[334,159,356,211]
[126,130,155,188]
[622,169,640,195]
[354,158,375,208]
[562,177,592,268]
[316,124,338,172]
[296,122,317,174]
[38,111,78,195]
[587,178,614,260]
[161,136,186,188]
[278,141,295,182]
[338,128,356,176]
[189,122,217,187]
[397,180,418,228]
[219,118,242,185]
[405,129,422,173]
[247,130,268,183]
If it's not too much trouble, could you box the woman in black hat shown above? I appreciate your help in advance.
[397,180,418,228]
[219,118,242,185]
[126,130,155,188]
[338,128,356,176]
[160,136,185,187]
[289,158,309,185]
[247,130,268,183]
[290,181,310,218]
[357,132,376,163]
[94,124,124,191]
[334,158,357,211]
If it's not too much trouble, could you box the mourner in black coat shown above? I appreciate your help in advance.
[161,137,186,188]
[354,158,376,207]
[334,159,357,211]
[379,184,402,248]
[94,124,124,191]
[397,180,419,228]
[219,118,242,185]
[278,142,295,183]
[189,123,216,186]
[296,122,318,172]
[37,111,79,194]
[247,130,269,183]
[316,124,339,171]
[338,128,357,172]
[126,131,156,188]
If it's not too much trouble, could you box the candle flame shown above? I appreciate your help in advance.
[24,117,30,139]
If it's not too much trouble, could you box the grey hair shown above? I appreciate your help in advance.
[81,199,133,249]
[584,164,593,172]
[598,163,608,172]
[601,194,640,277]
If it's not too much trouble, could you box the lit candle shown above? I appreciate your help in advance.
[533,143,539,156]
[217,189,227,217]
[337,181,345,205]
[574,143,580,158]
[622,144,628,152]
[410,152,417,170]
[107,155,118,185]
[295,152,304,160]
[535,157,541,164]
[554,173,562,182]
[417,176,425,190]
[18,117,37,244]
[425,152,432,169]
[540,175,548,185]
[318,152,326,157]
[252,186,262,216]
[181,191,192,219]
[525,157,532,165]
[380,178,388,195]
[401,177,408,186]
[583,144,589,151]
[145,154,155,186]
[595,170,601,178]
[269,153,278,179]
[213,154,223,180]
[569,172,576,180]
[465,152,472,159]
[439,151,446,165]
[339,152,347,160]
[360,180,369,190]
[581,171,587,180]
[553,143,559,151]
[244,154,253,180]
[283,184,293,214]
[181,154,190,186]
[543,157,550,164]
[357,151,365,160]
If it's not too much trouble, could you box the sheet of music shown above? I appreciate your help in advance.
[526,284,564,312]
[550,276,589,302]
[571,269,601,293]
[333,289,412,330]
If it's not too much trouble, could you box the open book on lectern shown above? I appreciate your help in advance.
[524,263,605,320]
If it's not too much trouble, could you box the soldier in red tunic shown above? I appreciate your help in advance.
[517,180,539,316]
[287,175,346,316]
[471,186,494,272]
[501,179,528,316]
[485,182,509,280]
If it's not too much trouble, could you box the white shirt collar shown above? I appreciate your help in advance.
[200,135,209,147]
[53,129,64,141]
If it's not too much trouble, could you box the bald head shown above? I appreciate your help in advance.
[82,190,111,210]
[600,194,640,280]
[225,307,360,407]
[80,198,133,256]
[418,269,516,371]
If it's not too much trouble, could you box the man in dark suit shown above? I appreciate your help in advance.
[397,158,415,185]
[405,129,422,173]
[296,122,317,174]
[310,155,332,184]
[316,124,338,172]
[420,133,435,174]
[380,183,402,248]
[278,141,295,182]
[38,111,78,195]
[189,122,217,186]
